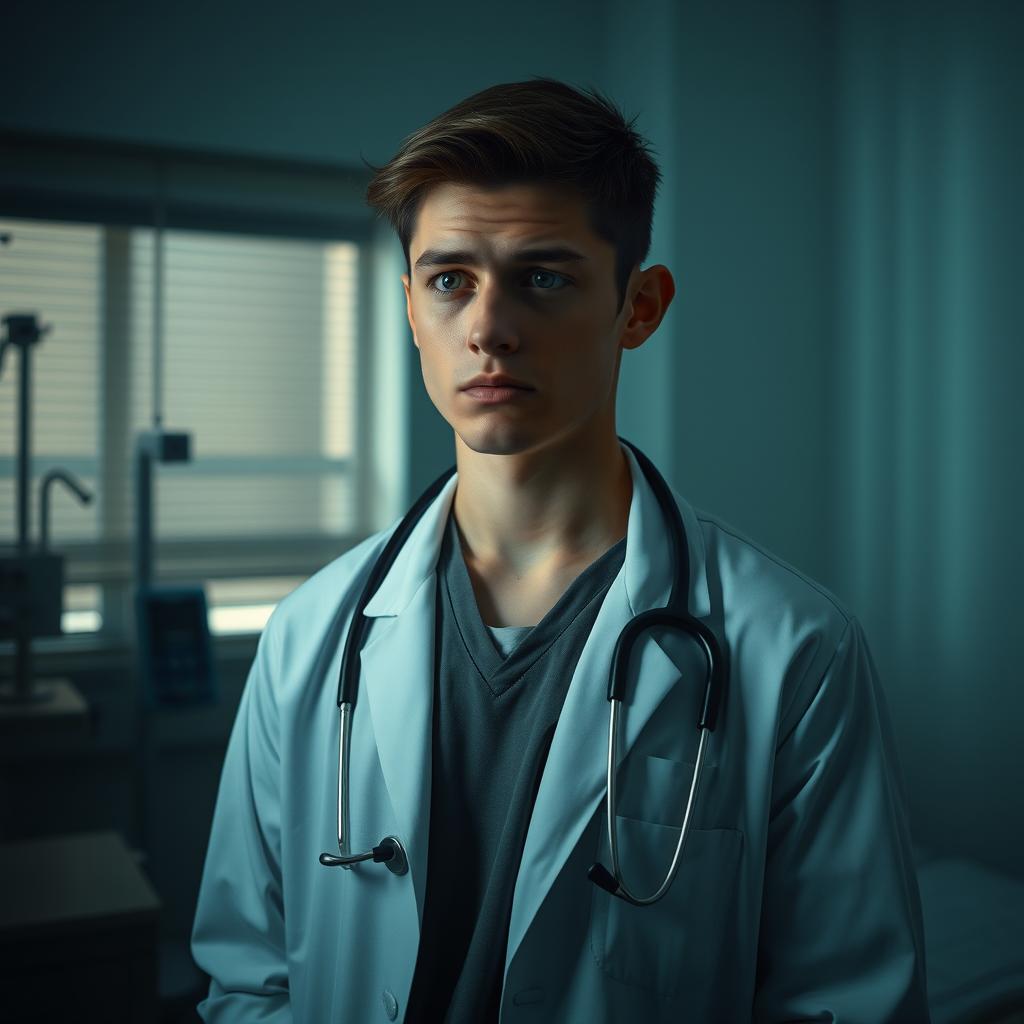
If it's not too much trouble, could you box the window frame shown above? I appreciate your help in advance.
[0,130,405,649]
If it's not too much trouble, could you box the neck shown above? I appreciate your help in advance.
[451,428,632,579]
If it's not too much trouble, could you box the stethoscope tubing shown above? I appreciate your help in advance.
[319,437,727,905]
[602,707,711,905]
[322,460,457,872]
[318,701,408,873]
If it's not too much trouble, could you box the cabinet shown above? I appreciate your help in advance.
[0,830,161,1023]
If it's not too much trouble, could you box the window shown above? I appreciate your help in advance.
[0,134,404,642]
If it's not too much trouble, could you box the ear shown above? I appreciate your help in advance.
[401,274,419,350]
[619,265,676,352]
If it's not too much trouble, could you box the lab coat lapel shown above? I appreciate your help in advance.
[358,473,458,924]
[505,443,712,974]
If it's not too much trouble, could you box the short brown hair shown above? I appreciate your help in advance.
[363,77,662,317]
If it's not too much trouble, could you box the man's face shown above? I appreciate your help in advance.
[401,181,640,458]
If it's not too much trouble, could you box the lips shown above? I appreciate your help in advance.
[461,383,535,404]
[461,374,533,391]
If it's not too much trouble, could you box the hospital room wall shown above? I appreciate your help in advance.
[611,0,837,590]
[607,0,1024,878]
[831,0,1024,877]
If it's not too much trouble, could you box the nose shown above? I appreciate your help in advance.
[467,283,521,356]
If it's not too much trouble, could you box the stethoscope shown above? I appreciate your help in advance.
[320,437,726,906]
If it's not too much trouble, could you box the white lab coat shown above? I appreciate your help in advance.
[191,442,930,1022]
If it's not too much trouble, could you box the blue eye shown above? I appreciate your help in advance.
[427,269,570,297]
[528,269,565,289]
[430,271,465,293]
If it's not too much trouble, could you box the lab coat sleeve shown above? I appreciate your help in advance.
[752,616,931,1023]
[191,614,291,1022]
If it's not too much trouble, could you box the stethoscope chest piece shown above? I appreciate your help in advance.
[376,836,408,875]
[319,834,409,875]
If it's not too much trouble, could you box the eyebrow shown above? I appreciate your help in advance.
[413,246,589,271]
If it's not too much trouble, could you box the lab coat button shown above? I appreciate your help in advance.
[381,989,399,1020]
[512,987,545,1006]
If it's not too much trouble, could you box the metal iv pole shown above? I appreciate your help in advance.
[0,230,94,708]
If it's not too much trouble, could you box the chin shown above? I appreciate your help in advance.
[454,423,538,457]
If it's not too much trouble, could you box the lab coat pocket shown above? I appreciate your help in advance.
[615,753,705,826]
[590,758,743,1000]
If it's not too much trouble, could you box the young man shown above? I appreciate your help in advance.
[192,78,931,1022]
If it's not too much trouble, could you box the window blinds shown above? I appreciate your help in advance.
[0,132,377,587]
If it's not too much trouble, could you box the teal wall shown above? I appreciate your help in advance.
[2,0,1021,884]
[611,0,1024,878]
[834,0,1024,876]
[613,1,836,588]
[0,2,605,166]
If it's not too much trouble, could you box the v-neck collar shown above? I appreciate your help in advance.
[439,511,626,696]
